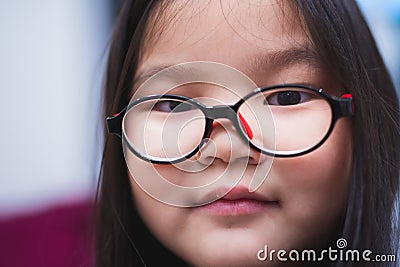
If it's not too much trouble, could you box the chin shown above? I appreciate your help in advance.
[176,227,271,267]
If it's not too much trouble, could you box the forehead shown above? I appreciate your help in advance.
[138,0,310,79]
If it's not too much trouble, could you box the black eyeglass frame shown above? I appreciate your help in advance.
[106,83,353,164]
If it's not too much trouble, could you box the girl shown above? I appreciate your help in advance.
[96,0,399,266]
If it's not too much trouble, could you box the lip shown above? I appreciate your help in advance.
[196,187,279,216]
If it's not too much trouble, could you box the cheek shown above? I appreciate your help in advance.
[129,171,187,248]
[128,156,197,255]
[272,118,352,245]
[130,169,215,265]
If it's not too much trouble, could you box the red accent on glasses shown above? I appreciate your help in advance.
[238,112,253,140]
[341,93,352,99]
[341,93,354,113]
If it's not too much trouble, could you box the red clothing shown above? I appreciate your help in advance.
[0,201,94,267]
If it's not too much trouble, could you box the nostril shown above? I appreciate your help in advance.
[196,138,218,164]
[198,119,264,165]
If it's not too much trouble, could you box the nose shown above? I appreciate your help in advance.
[196,119,266,165]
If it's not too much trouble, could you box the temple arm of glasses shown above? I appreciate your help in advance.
[338,93,354,117]
[106,108,126,138]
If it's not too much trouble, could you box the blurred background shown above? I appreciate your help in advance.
[359,0,400,91]
[0,0,110,219]
[0,1,116,266]
[0,0,399,266]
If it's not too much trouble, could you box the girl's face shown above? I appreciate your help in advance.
[128,1,352,266]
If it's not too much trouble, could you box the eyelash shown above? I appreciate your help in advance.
[152,100,195,113]
[264,91,314,106]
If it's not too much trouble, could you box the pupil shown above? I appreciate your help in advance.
[278,91,301,105]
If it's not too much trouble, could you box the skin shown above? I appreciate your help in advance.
[127,1,352,266]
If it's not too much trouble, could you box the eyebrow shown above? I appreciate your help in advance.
[247,45,321,75]
[133,64,188,88]
[134,45,321,87]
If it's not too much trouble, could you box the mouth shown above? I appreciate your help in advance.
[195,187,279,216]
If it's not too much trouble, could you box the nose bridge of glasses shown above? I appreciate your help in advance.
[203,105,255,140]
[204,105,237,121]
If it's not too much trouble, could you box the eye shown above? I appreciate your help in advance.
[152,100,195,113]
[264,90,313,106]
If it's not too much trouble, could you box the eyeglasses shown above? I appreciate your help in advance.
[107,83,353,164]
